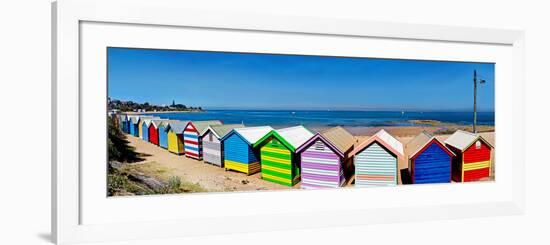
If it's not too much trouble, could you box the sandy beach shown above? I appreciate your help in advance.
[122,135,299,193]
[117,125,494,194]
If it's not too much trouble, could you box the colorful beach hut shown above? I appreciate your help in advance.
[167,122,188,155]
[201,124,245,167]
[126,115,134,135]
[118,114,128,133]
[444,130,493,182]
[220,126,274,175]
[129,116,140,137]
[124,115,133,134]
[351,129,404,187]
[159,120,185,149]
[139,118,159,142]
[148,119,166,146]
[254,126,314,186]
[406,132,455,184]
[138,116,157,140]
[296,126,356,189]
[183,120,223,160]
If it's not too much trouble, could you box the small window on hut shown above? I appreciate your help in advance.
[475,141,481,149]
[314,141,325,151]
[209,133,213,142]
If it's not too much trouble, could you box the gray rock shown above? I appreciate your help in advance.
[128,174,166,191]
[108,161,125,170]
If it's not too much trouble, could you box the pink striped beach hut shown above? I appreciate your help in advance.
[350,129,404,187]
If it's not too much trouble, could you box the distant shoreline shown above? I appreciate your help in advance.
[124,110,204,115]
[118,110,494,137]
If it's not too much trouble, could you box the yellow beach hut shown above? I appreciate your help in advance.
[167,122,188,155]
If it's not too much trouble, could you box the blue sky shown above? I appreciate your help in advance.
[108,47,495,111]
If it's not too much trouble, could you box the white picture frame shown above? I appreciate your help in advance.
[52,0,525,244]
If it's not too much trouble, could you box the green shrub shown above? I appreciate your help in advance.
[167,176,182,192]
[107,117,142,163]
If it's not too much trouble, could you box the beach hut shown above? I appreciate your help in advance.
[444,130,493,182]
[138,116,157,140]
[200,124,245,167]
[140,118,158,142]
[118,114,128,133]
[183,120,223,160]
[159,120,185,149]
[129,116,140,137]
[254,125,314,186]
[124,115,132,134]
[351,129,404,187]
[406,132,455,184]
[126,116,134,135]
[148,119,166,146]
[295,126,356,189]
[220,126,274,175]
[167,122,188,154]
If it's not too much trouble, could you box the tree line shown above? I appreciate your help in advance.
[108,98,203,112]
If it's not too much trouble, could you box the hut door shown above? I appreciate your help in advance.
[265,138,293,178]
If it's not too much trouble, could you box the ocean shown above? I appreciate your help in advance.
[145,110,494,129]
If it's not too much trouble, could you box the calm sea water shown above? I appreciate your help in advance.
[145,110,494,129]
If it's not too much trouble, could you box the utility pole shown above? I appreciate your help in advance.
[473,70,477,133]
[473,70,486,133]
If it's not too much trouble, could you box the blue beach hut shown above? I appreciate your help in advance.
[124,116,132,134]
[118,114,128,133]
[406,132,455,184]
[220,126,273,175]
[129,116,140,137]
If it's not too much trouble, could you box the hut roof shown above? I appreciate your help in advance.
[118,115,127,121]
[254,125,314,151]
[295,126,356,157]
[201,124,245,139]
[226,126,274,145]
[351,129,404,158]
[405,131,454,159]
[276,126,314,149]
[168,122,188,134]
[141,118,158,127]
[188,120,223,134]
[320,126,356,154]
[150,119,168,128]
[444,130,493,151]
[161,120,185,128]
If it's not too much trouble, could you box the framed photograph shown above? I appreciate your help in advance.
[52,0,525,244]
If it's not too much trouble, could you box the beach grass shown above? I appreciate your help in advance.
[117,161,208,194]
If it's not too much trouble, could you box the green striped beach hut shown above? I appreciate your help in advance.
[253,125,314,186]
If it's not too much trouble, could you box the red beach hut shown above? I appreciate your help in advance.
[148,119,165,146]
[444,130,493,182]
